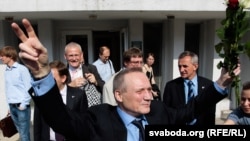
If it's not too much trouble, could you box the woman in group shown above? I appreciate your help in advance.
[142,52,161,100]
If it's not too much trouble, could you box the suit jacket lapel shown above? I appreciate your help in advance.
[66,87,74,109]
[197,77,205,95]
[81,64,90,75]
[178,78,186,104]
[112,108,127,141]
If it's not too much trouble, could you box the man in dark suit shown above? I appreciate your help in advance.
[163,51,215,125]
[12,18,241,141]
[33,60,88,141]
[31,67,234,141]
[64,42,105,107]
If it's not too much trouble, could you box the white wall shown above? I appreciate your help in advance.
[0,65,8,119]
[0,0,225,11]
[172,19,185,79]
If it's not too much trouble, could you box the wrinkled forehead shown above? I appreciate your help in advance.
[123,75,151,92]
[65,46,82,54]
[125,72,149,84]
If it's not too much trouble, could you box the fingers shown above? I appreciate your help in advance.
[86,73,96,84]
[11,22,28,42]
[85,73,91,78]
[85,73,91,81]
[19,43,39,58]
[19,51,38,61]
[72,78,87,87]
[22,18,38,39]
[11,18,37,43]
[78,78,87,85]
[12,18,47,61]
[233,64,241,76]
[71,79,79,87]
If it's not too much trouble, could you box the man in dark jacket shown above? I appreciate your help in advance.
[163,51,215,125]
[64,42,105,107]
[33,60,88,141]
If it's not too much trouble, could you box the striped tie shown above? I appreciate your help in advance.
[187,80,197,125]
[188,81,194,101]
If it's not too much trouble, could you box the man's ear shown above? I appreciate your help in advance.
[114,90,122,102]
[61,75,67,84]
[193,63,198,71]
[64,54,67,60]
[81,53,84,63]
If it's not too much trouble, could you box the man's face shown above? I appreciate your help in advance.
[0,55,11,65]
[241,89,250,114]
[99,49,110,63]
[116,72,153,117]
[125,57,143,68]
[178,56,198,80]
[64,47,83,68]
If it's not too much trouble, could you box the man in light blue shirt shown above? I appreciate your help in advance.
[0,46,32,141]
[93,46,115,82]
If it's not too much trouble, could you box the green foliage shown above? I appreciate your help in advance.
[215,5,250,105]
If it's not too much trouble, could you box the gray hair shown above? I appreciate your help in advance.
[178,51,198,64]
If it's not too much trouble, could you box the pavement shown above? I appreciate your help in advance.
[0,132,19,141]
[0,122,33,141]
[215,118,225,125]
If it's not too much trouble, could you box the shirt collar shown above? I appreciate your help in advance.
[116,107,146,126]
[60,85,67,96]
[184,75,198,86]
[6,62,18,71]
[68,64,82,72]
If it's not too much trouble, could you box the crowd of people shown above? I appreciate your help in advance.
[0,18,246,141]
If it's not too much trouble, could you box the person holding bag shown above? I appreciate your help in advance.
[142,52,161,101]
[0,46,32,141]
[0,112,18,138]
[64,42,105,107]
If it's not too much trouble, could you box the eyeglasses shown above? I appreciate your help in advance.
[130,61,143,65]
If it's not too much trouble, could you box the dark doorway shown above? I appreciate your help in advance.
[92,31,120,72]
[143,23,163,77]
[185,23,200,55]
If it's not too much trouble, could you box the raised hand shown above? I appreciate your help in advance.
[85,73,97,85]
[11,18,50,78]
[216,63,241,89]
